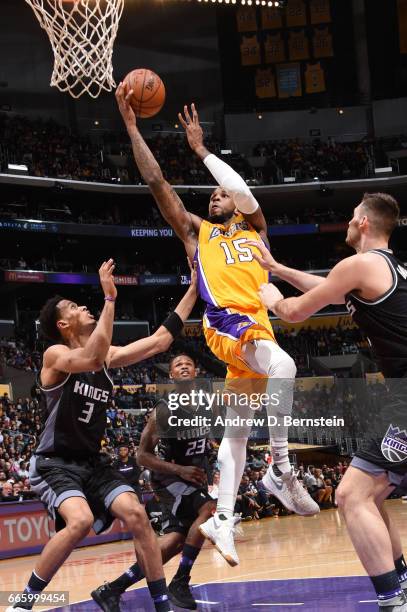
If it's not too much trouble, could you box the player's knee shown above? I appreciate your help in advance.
[124,502,149,534]
[218,437,247,465]
[271,351,297,379]
[66,512,93,540]
[336,482,358,511]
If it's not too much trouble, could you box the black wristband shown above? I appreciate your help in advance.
[162,311,184,338]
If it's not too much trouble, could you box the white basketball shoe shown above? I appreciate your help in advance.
[199,512,241,566]
[262,465,320,516]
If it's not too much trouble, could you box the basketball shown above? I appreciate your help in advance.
[123,68,166,118]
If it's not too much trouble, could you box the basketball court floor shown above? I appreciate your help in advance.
[2,500,407,612]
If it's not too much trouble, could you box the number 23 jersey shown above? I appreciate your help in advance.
[154,399,210,486]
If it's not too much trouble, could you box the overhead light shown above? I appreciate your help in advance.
[194,0,285,5]
[8,163,28,175]
[337,108,344,115]
[375,167,393,175]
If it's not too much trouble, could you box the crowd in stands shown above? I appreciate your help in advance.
[0,322,371,391]
[276,325,368,360]
[0,253,183,276]
[1,322,371,390]
[0,114,220,185]
[2,112,397,187]
[253,138,370,182]
[0,337,41,374]
[0,194,352,229]
[0,394,41,502]
[230,459,349,520]
[0,114,106,183]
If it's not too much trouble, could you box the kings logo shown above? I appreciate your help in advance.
[381,424,407,463]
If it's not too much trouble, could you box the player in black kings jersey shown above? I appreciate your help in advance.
[9,261,199,612]
[92,354,215,611]
[249,193,407,611]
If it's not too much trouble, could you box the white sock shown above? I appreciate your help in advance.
[216,401,252,518]
[216,436,249,519]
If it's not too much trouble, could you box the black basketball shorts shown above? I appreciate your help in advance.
[352,377,407,490]
[352,440,407,490]
[29,454,135,534]
[151,481,214,536]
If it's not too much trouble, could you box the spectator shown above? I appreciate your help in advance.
[313,468,333,509]
[209,470,220,500]
[1,481,20,502]
[113,445,142,498]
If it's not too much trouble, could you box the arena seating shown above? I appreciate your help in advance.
[1,112,396,185]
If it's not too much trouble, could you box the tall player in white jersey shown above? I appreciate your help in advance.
[250,193,407,612]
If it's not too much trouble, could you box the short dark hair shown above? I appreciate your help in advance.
[361,192,400,236]
[39,295,65,343]
[169,352,196,370]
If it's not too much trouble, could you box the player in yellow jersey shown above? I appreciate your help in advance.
[116,85,319,566]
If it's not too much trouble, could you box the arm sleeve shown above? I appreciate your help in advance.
[204,153,259,214]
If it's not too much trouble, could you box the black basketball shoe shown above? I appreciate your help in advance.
[91,583,122,612]
[168,575,197,610]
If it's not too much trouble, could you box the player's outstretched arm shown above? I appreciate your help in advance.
[43,260,117,375]
[259,256,364,322]
[115,83,200,260]
[137,408,207,486]
[246,239,326,293]
[179,103,267,236]
[107,261,199,368]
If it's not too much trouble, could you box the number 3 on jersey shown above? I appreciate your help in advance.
[220,238,254,265]
[78,401,94,424]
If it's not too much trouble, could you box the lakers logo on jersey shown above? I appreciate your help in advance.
[197,213,276,379]
[197,213,268,312]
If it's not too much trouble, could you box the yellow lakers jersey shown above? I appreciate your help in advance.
[196,214,268,313]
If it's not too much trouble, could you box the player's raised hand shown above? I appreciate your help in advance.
[115,81,136,129]
[246,240,281,275]
[259,282,284,312]
[178,103,204,152]
[99,259,117,300]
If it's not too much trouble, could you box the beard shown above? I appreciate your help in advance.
[207,210,234,224]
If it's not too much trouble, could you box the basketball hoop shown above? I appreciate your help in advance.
[24,0,124,99]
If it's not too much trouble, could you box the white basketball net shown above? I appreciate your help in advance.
[24,0,124,99]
